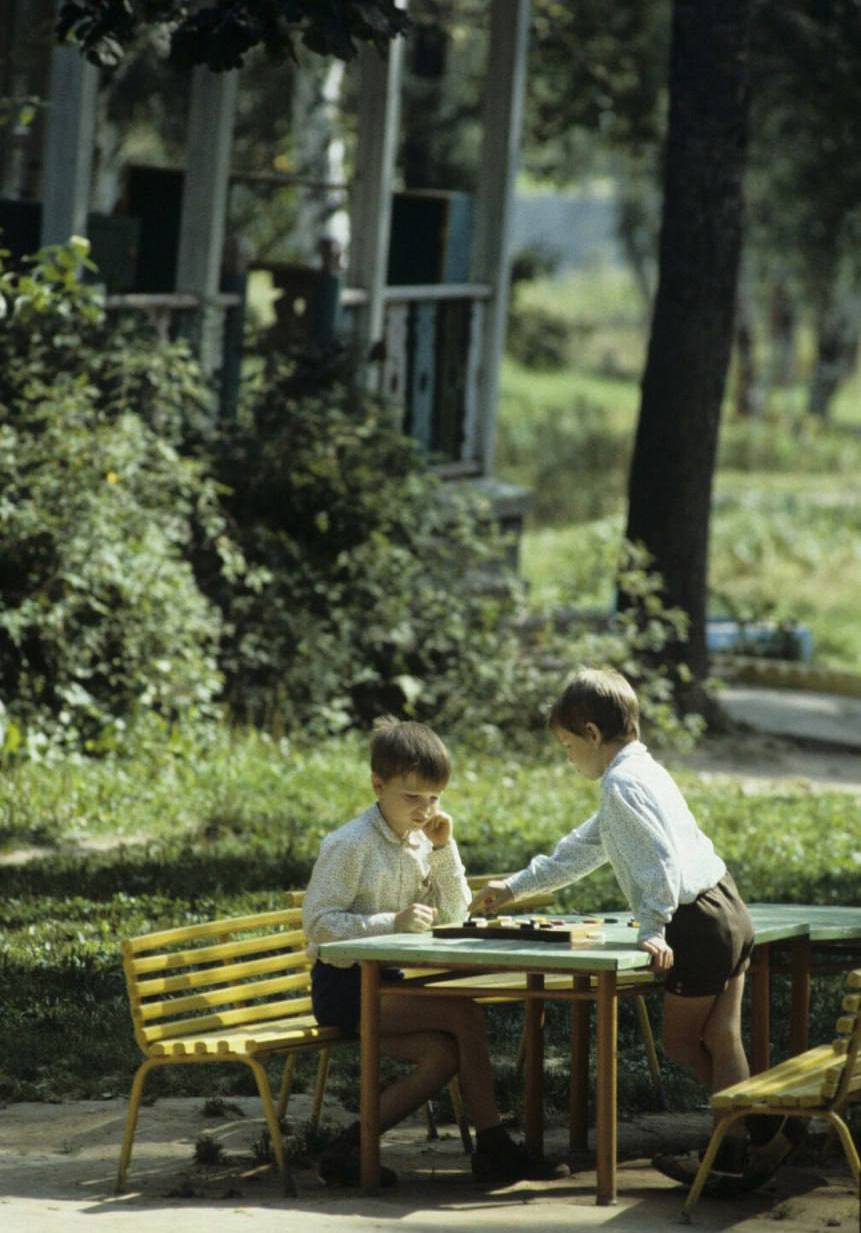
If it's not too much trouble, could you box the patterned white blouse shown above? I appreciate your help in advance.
[506,741,727,945]
[303,803,472,966]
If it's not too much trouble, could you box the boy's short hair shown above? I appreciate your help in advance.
[370,716,451,785]
[548,668,640,741]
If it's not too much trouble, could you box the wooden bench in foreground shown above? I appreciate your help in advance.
[682,966,861,1219]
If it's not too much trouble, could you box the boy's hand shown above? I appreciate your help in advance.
[468,880,514,915]
[423,808,453,849]
[639,936,674,973]
[395,903,437,932]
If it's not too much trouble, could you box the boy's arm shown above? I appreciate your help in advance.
[425,815,471,923]
[472,814,606,913]
[506,812,607,900]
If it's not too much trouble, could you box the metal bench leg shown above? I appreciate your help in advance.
[825,1112,860,1184]
[246,1057,296,1197]
[116,1057,160,1194]
[681,1111,744,1221]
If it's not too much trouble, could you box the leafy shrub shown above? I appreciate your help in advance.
[0,240,229,753]
[196,347,533,739]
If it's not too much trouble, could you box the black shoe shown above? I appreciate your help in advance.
[471,1136,570,1184]
[317,1146,398,1188]
[739,1119,807,1191]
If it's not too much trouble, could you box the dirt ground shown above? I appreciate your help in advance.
[0,1092,857,1233]
[1,730,858,1232]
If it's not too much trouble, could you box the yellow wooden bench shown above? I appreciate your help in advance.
[682,966,861,1218]
[116,906,349,1195]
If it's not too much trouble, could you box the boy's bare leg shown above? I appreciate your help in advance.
[661,973,749,1139]
[378,1029,458,1130]
[380,994,501,1130]
[701,973,749,1094]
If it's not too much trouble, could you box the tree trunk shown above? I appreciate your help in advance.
[623,0,752,705]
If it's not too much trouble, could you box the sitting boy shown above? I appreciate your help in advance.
[303,715,564,1187]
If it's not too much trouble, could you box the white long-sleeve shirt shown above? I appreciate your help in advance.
[506,741,726,945]
[303,803,471,966]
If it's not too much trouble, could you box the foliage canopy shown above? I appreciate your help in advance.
[57,0,410,70]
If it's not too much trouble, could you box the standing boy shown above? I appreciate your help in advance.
[303,715,564,1187]
[469,667,792,1184]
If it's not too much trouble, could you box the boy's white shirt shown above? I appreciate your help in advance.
[303,803,471,966]
[506,741,726,945]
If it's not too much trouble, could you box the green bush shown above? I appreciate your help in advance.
[197,347,535,739]
[0,240,229,753]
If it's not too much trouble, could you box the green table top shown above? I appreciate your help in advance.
[748,902,861,942]
[320,904,861,970]
[320,918,653,973]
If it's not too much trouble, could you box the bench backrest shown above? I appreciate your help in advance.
[830,967,861,1105]
[121,907,312,1054]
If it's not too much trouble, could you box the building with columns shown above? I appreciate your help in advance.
[0,1,531,524]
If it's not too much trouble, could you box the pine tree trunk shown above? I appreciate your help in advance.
[624,0,752,702]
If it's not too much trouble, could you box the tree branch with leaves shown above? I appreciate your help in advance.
[57,1,410,70]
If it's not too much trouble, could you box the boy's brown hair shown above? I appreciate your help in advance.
[370,716,451,785]
[548,668,640,741]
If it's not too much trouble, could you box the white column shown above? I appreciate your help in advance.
[471,0,531,475]
[348,30,406,380]
[176,66,238,372]
[40,44,98,246]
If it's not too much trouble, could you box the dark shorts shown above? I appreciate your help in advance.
[311,960,404,1036]
[664,871,754,998]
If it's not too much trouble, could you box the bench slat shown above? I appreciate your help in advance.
[712,1044,838,1108]
[138,972,311,1022]
[136,950,309,997]
[126,909,301,953]
[141,994,316,1043]
[149,1015,343,1057]
[127,928,305,975]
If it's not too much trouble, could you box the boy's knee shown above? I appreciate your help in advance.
[702,1013,741,1054]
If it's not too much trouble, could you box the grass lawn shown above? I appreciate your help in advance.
[0,725,857,1112]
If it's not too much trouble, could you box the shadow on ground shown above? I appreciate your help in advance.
[0,1095,856,1233]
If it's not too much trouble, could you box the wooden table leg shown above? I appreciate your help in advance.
[359,960,381,1192]
[789,936,811,1056]
[524,973,545,1157]
[749,943,771,1074]
[569,976,591,1152]
[594,971,618,1205]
